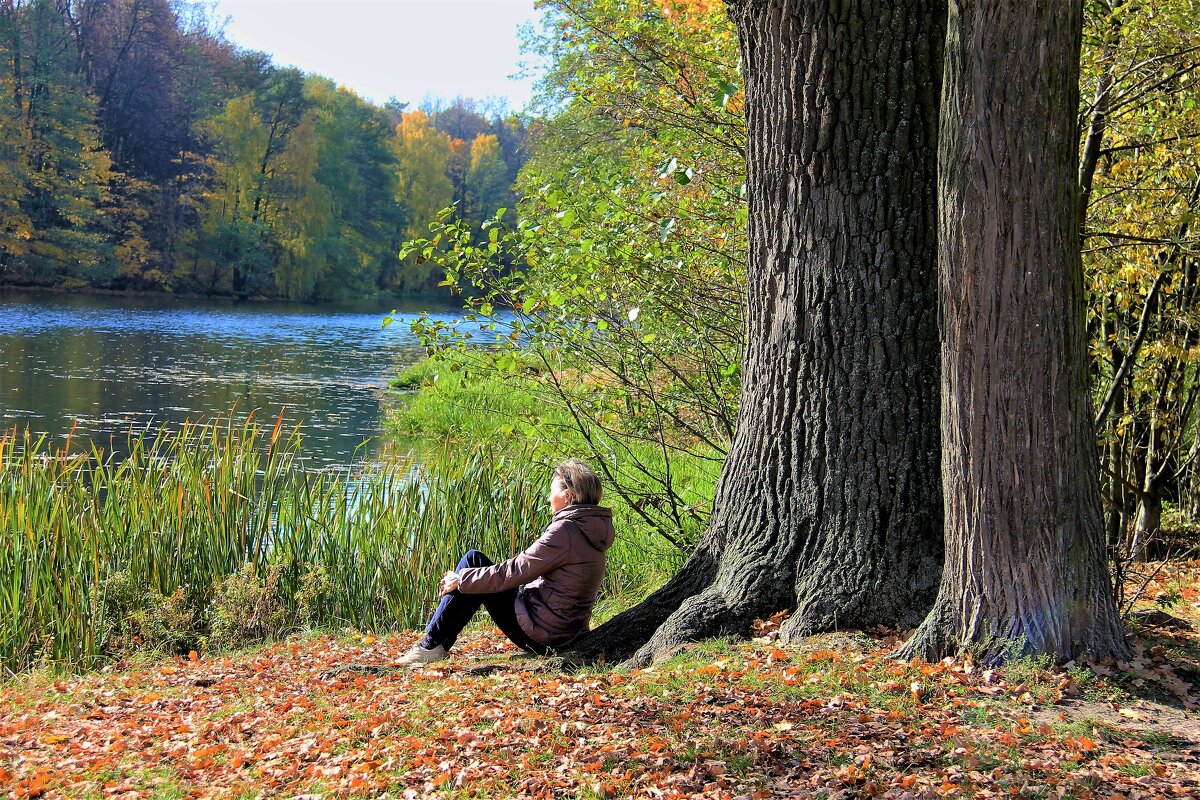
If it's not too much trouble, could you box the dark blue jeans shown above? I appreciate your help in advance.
[424,550,544,653]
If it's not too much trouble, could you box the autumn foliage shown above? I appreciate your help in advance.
[2,596,1197,799]
[0,1,525,300]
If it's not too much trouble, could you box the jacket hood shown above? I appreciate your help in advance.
[552,504,615,551]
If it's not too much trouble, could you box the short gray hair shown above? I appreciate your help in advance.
[553,459,602,505]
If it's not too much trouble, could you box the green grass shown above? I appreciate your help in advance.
[0,417,556,673]
[1116,762,1155,777]
[998,653,1064,703]
[388,356,559,446]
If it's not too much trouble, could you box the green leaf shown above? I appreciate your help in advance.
[660,218,676,241]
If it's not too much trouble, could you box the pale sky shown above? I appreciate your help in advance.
[211,0,542,111]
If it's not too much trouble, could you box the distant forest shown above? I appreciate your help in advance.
[0,0,527,301]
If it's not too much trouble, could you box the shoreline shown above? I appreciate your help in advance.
[0,280,455,308]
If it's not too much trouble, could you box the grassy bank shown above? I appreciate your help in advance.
[0,418,553,674]
[1,349,718,675]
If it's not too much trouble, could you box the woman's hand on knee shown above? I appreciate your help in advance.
[440,571,461,595]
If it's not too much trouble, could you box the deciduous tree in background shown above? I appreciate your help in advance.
[391,109,455,292]
[464,134,510,229]
[187,94,273,296]
[270,114,333,300]
[304,77,405,299]
[0,2,32,268]
[1079,0,1200,560]
[72,0,183,182]
[0,0,113,283]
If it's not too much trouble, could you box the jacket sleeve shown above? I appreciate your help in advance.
[457,522,572,594]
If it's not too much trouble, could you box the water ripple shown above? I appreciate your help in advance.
[0,291,475,466]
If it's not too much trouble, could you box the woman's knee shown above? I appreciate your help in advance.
[458,549,491,569]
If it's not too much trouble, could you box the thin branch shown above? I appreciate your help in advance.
[1085,231,1184,246]
[1094,268,1170,430]
[1098,130,1200,156]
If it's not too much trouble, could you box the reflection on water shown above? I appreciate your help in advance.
[0,291,466,467]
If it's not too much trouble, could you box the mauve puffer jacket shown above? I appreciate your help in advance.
[456,504,615,647]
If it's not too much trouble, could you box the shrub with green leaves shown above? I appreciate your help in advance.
[395,0,745,553]
[91,571,197,657]
[208,563,289,651]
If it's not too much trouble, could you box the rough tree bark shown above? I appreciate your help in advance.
[900,0,1129,663]
[571,0,945,666]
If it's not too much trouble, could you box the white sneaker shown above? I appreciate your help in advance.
[398,643,449,665]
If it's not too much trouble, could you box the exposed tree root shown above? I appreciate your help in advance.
[895,598,1132,665]
[893,602,955,663]
[563,549,719,666]
[625,590,740,668]
[624,569,796,668]
[780,564,939,645]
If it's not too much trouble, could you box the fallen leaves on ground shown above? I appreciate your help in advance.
[2,621,1198,800]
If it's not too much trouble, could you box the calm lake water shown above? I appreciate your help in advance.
[0,290,465,467]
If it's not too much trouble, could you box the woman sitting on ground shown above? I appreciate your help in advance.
[399,459,615,664]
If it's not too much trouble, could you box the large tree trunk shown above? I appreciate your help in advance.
[570,0,945,666]
[900,0,1129,664]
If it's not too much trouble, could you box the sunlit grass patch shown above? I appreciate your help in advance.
[387,352,719,580]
